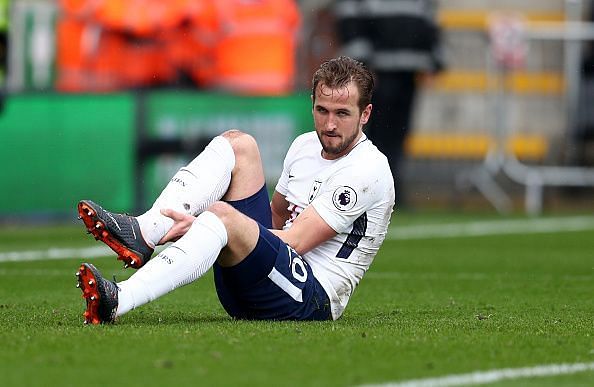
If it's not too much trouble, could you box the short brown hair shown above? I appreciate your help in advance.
[311,56,375,112]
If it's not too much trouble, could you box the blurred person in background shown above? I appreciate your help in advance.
[56,0,195,91]
[577,0,594,166]
[55,0,300,94]
[202,0,301,95]
[0,0,7,112]
[334,0,444,207]
[296,0,337,89]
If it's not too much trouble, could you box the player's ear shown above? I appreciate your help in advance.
[360,103,372,125]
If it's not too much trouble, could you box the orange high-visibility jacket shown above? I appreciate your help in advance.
[56,17,176,91]
[164,0,218,87]
[56,0,192,91]
[206,0,301,95]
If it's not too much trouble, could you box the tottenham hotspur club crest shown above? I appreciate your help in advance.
[308,180,323,203]
[332,186,357,211]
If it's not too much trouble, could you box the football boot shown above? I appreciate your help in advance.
[78,200,154,269]
[76,263,119,325]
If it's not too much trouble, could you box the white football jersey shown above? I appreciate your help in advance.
[275,131,395,319]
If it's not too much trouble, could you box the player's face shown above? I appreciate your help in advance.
[312,82,372,160]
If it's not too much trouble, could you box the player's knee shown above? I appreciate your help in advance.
[221,130,260,162]
[206,201,237,228]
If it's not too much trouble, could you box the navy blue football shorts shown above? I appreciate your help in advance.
[213,184,332,321]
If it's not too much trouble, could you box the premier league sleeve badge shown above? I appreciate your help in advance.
[332,186,357,211]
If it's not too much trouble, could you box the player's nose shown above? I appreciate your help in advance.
[326,115,338,130]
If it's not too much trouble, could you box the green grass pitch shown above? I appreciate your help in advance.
[0,211,593,386]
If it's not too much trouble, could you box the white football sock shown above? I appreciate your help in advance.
[137,136,235,247]
[116,211,228,317]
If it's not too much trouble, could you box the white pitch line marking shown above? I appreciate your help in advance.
[0,245,112,262]
[360,362,594,387]
[387,215,594,240]
[0,244,167,263]
[0,268,76,276]
[1,216,593,263]
[365,271,592,282]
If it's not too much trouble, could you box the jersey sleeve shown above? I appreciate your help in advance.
[310,163,386,234]
[275,158,290,196]
[275,134,304,196]
[274,133,308,196]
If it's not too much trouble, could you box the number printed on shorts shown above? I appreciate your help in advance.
[287,246,308,283]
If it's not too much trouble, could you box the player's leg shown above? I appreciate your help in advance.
[115,201,331,321]
[219,129,266,202]
[76,131,268,324]
[78,130,265,269]
[112,202,259,319]
[214,221,333,321]
[137,129,265,245]
[77,199,329,323]
[101,179,271,323]
[212,182,272,316]
[206,198,330,321]
[76,208,230,324]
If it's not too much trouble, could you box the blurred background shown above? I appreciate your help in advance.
[1,0,594,222]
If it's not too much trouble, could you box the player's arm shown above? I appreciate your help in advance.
[270,205,336,255]
[270,190,291,230]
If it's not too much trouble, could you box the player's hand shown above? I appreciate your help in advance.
[158,208,196,244]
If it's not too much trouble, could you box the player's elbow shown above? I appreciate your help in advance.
[287,239,310,256]
[270,229,309,255]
